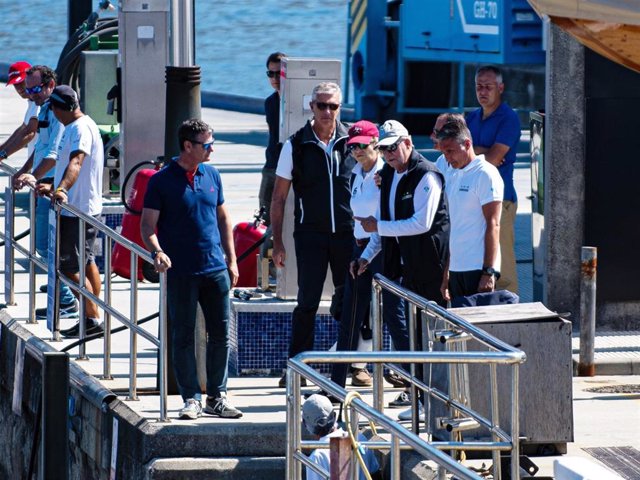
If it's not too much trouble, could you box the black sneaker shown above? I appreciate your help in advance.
[39,284,48,293]
[278,373,307,388]
[60,318,103,338]
[388,390,412,408]
[303,389,341,405]
[36,300,79,320]
[204,393,243,418]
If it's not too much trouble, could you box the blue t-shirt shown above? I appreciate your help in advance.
[466,102,520,202]
[143,160,227,276]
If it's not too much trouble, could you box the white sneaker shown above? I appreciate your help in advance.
[178,398,202,419]
[398,402,425,421]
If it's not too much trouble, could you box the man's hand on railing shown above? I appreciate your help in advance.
[13,173,37,191]
[154,251,172,273]
[51,187,68,204]
[35,182,53,198]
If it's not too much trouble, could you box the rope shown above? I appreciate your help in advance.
[343,391,375,480]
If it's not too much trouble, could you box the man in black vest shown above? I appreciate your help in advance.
[271,82,355,388]
[354,120,450,412]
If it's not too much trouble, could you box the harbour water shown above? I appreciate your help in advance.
[1,0,347,99]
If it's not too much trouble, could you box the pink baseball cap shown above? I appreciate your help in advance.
[347,120,379,145]
[7,61,31,86]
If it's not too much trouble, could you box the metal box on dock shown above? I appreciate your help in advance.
[431,303,573,453]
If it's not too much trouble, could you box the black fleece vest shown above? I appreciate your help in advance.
[379,149,450,286]
[290,121,355,233]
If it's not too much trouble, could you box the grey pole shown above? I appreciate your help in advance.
[41,352,69,480]
[578,246,597,376]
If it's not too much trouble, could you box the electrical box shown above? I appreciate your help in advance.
[79,51,118,127]
[118,0,169,186]
[276,58,342,300]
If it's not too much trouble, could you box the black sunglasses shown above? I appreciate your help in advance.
[348,143,374,152]
[378,138,404,153]
[266,70,280,78]
[314,101,340,111]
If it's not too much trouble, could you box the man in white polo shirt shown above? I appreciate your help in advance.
[436,118,503,302]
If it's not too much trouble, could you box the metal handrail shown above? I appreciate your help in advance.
[286,274,526,480]
[0,163,169,422]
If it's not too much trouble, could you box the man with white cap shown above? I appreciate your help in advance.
[0,61,39,162]
[354,119,450,411]
[302,394,380,480]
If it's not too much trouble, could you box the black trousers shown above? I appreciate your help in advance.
[288,230,353,358]
[448,270,483,300]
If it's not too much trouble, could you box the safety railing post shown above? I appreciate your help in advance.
[4,186,16,306]
[371,282,384,412]
[408,304,419,434]
[489,363,502,480]
[578,246,597,376]
[27,189,37,323]
[77,217,89,360]
[510,364,520,480]
[158,271,169,422]
[127,251,139,401]
[51,204,62,341]
[390,435,401,479]
[102,236,113,380]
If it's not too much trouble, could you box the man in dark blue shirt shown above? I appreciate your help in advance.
[141,119,243,420]
[466,65,521,294]
[259,51,286,226]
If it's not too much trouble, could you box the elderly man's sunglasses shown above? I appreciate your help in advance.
[266,70,280,78]
[378,138,404,153]
[25,82,46,95]
[314,101,340,111]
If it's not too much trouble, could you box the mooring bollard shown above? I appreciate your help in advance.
[578,246,597,376]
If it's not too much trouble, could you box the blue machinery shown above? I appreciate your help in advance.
[347,0,545,121]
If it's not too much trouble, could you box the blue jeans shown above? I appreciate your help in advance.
[168,269,231,401]
[36,198,75,305]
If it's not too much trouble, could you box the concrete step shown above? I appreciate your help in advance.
[145,457,284,480]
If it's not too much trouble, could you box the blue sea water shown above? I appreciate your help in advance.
[0,0,347,99]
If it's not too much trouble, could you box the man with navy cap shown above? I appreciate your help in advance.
[37,85,104,338]
[302,394,380,480]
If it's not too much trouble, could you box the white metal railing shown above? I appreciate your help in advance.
[286,273,526,480]
[0,163,169,422]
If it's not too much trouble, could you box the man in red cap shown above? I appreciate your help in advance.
[0,61,39,162]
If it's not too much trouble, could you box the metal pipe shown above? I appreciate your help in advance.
[578,246,597,376]
[408,304,420,434]
[77,217,88,360]
[511,365,520,480]
[52,205,62,341]
[490,363,502,480]
[127,251,139,401]
[170,0,195,67]
[390,435,401,478]
[158,271,169,422]
[4,186,16,305]
[371,283,384,412]
[27,190,37,323]
[102,237,113,380]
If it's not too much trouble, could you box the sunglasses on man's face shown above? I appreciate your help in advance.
[378,138,404,153]
[190,139,215,150]
[266,70,280,78]
[25,82,46,95]
[314,101,340,111]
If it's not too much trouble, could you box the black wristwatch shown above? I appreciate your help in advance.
[0,150,7,160]
[481,266,500,278]
[151,249,163,260]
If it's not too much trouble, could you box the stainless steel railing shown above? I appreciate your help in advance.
[0,163,169,422]
[286,273,526,480]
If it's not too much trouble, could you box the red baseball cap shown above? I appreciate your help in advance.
[7,61,31,86]
[347,120,379,145]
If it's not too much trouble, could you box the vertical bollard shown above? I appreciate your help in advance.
[578,246,597,376]
[329,434,352,480]
[41,352,69,479]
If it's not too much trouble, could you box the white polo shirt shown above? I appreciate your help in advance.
[55,115,104,217]
[446,155,503,272]
[23,100,39,158]
[351,157,384,239]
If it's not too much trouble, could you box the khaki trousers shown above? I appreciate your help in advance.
[496,200,518,294]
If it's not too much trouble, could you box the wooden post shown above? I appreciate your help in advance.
[329,434,352,480]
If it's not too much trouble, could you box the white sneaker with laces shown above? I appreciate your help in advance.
[397,402,425,421]
[178,398,202,419]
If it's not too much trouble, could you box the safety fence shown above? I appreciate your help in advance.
[0,163,169,422]
[286,274,526,480]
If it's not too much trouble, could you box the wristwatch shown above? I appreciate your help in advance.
[0,150,8,160]
[481,266,500,278]
[151,249,163,260]
[55,186,68,195]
